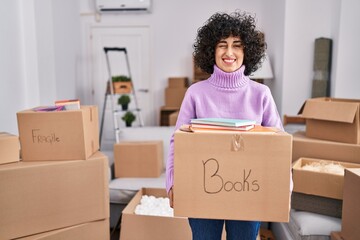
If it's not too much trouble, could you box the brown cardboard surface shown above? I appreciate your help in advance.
[168,77,189,88]
[292,158,360,200]
[341,168,360,240]
[0,151,109,239]
[120,188,192,240]
[114,141,163,178]
[17,219,109,240]
[0,132,20,165]
[301,97,360,144]
[169,111,179,126]
[164,87,187,108]
[17,105,99,161]
[174,130,292,222]
[292,131,360,164]
[330,231,344,240]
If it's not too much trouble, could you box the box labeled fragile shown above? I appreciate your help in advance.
[114,141,163,178]
[17,105,99,161]
[292,131,360,164]
[0,151,109,239]
[120,188,192,240]
[292,158,360,200]
[174,130,292,222]
[0,132,20,165]
[301,97,360,144]
[341,168,360,240]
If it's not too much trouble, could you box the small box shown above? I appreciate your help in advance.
[168,77,189,88]
[341,168,360,240]
[292,158,360,200]
[164,87,187,108]
[17,219,109,240]
[17,105,99,161]
[292,131,360,164]
[301,97,360,144]
[0,132,20,165]
[160,106,179,126]
[113,82,132,94]
[174,129,292,222]
[120,188,192,240]
[0,151,109,240]
[330,231,344,240]
[169,111,179,126]
[114,141,163,178]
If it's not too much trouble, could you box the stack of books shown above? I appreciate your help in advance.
[189,118,256,132]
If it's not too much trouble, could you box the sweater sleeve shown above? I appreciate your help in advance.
[166,89,196,193]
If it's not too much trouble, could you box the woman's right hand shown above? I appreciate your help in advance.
[168,187,174,208]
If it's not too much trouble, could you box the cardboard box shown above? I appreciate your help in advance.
[160,106,179,126]
[330,231,344,240]
[174,130,292,222]
[168,77,189,88]
[341,168,360,240]
[165,87,187,108]
[169,111,179,126]
[18,219,109,240]
[301,97,360,144]
[292,131,360,164]
[292,158,360,200]
[120,188,192,240]
[0,132,20,164]
[17,105,99,161]
[0,151,109,239]
[114,141,163,178]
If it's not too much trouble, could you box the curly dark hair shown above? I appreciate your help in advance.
[193,11,266,76]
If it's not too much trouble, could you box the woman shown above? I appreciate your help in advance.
[166,11,283,240]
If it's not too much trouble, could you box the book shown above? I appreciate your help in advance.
[55,99,80,110]
[190,118,256,127]
[190,123,255,131]
[180,124,278,134]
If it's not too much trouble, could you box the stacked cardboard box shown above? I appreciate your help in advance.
[292,97,360,239]
[160,77,188,126]
[0,105,109,239]
[114,140,163,178]
[193,58,211,84]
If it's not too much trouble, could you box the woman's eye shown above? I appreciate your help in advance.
[234,44,243,48]
[218,45,227,48]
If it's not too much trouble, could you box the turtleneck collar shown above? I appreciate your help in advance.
[208,65,249,89]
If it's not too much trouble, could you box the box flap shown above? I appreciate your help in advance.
[302,98,358,123]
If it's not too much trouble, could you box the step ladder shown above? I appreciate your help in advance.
[99,47,144,145]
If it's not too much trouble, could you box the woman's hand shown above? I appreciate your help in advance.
[168,187,174,208]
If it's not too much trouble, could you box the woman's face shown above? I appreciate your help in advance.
[215,36,244,73]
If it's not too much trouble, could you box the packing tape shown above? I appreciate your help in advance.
[231,134,244,152]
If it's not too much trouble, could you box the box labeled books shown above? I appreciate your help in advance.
[173,129,292,222]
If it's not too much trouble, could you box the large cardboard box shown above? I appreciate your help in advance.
[174,130,292,222]
[165,87,187,108]
[120,188,192,240]
[301,97,360,144]
[292,158,360,200]
[0,132,20,164]
[18,219,109,240]
[292,131,360,164]
[0,151,109,239]
[341,168,360,240]
[114,141,163,178]
[17,105,99,161]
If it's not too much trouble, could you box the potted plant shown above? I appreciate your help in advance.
[122,111,136,127]
[118,94,131,110]
[112,75,132,94]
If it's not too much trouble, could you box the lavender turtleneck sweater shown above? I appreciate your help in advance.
[166,65,284,193]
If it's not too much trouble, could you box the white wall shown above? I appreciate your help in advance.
[332,0,360,98]
[1,0,359,134]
